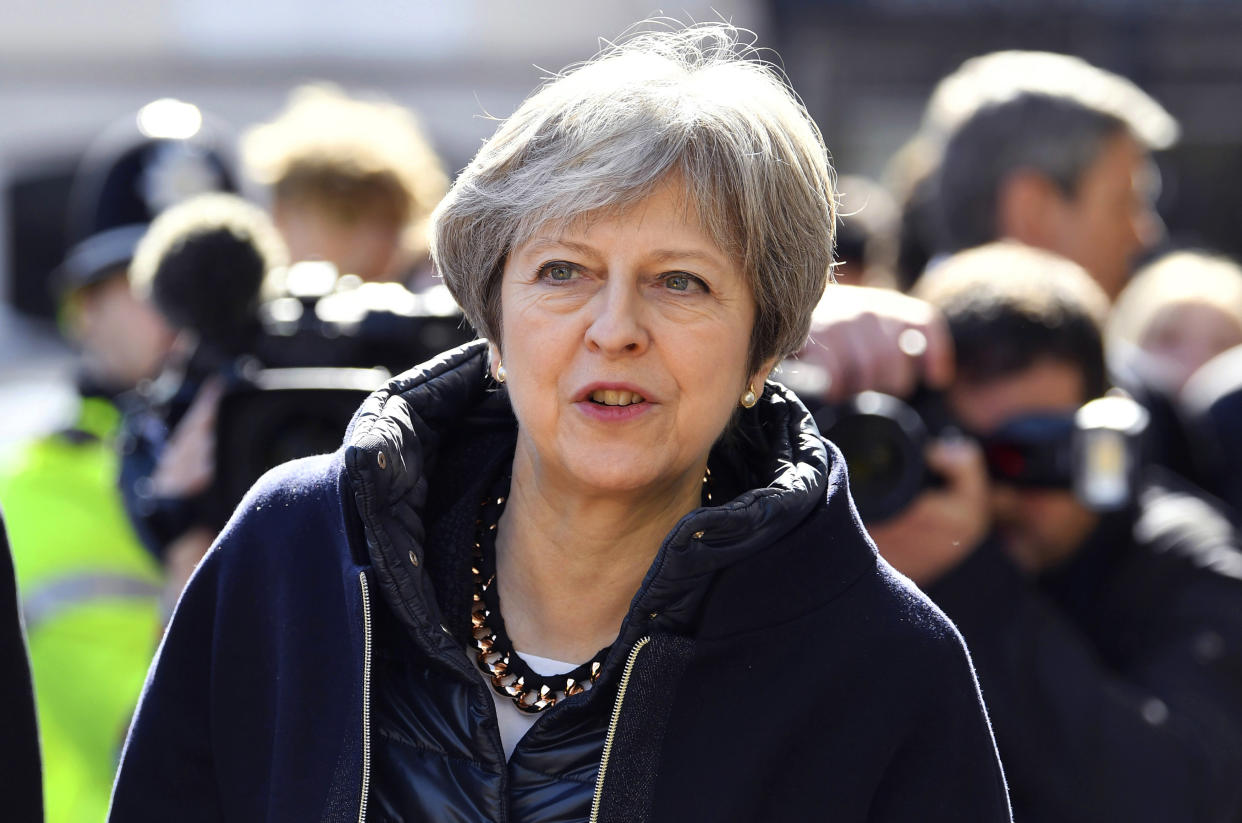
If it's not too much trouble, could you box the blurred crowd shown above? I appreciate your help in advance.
[2,40,1242,823]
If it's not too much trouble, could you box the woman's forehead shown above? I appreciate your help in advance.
[512,176,740,260]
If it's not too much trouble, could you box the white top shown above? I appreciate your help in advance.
[475,650,581,761]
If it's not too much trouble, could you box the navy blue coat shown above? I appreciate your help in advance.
[110,341,1010,822]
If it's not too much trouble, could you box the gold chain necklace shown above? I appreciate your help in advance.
[469,467,711,713]
[470,489,605,714]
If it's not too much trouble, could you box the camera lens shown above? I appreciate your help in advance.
[818,392,930,523]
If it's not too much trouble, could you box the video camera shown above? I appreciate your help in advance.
[131,259,473,540]
[199,262,474,527]
[811,389,1150,523]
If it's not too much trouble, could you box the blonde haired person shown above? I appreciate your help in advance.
[111,23,1010,822]
[242,84,448,285]
[1109,250,1242,395]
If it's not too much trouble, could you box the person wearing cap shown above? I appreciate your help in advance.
[0,98,232,823]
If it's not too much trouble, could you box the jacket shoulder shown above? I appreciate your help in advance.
[855,557,979,679]
[209,450,359,572]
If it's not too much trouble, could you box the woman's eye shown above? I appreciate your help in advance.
[540,262,578,282]
[663,273,705,293]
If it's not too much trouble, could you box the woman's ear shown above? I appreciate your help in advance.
[741,357,780,407]
[749,357,780,392]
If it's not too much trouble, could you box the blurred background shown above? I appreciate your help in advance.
[7,7,1242,820]
[4,0,1242,444]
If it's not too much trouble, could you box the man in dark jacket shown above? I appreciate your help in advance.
[870,241,1242,822]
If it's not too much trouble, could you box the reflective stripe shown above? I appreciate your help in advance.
[22,573,161,631]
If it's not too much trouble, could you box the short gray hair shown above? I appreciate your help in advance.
[431,22,836,372]
[935,52,1177,253]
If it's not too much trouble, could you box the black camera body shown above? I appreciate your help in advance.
[201,366,389,528]
[812,389,950,523]
[201,269,473,527]
[815,390,1150,523]
[129,263,474,538]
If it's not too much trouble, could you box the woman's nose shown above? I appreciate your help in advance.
[584,278,649,355]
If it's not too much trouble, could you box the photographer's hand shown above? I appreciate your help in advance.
[150,377,225,500]
[868,436,990,586]
[792,285,954,404]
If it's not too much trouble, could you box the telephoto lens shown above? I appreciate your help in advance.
[816,388,951,523]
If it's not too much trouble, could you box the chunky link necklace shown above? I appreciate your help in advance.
[470,481,607,713]
[470,467,713,714]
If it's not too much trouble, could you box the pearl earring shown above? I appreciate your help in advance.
[496,362,507,384]
[740,385,758,409]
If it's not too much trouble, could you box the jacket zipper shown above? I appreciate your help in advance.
[358,571,373,823]
[588,635,652,823]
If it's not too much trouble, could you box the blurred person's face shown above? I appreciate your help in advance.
[1138,300,1242,394]
[1045,132,1159,301]
[948,358,1098,573]
[275,200,405,283]
[66,270,175,391]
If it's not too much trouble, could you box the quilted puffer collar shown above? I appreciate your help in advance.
[343,339,844,663]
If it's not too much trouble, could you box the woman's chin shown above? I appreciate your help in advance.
[555,450,695,501]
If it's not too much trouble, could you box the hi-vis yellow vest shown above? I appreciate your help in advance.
[0,396,162,823]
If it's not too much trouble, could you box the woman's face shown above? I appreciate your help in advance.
[497,178,765,498]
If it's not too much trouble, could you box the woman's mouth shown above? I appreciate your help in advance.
[589,389,646,406]
[577,386,652,421]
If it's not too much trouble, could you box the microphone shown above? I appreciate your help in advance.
[130,193,288,367]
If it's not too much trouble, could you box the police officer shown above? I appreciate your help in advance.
[0,98,234,823]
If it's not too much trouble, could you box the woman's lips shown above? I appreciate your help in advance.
[575,398,652,421]
[589,388,645,406]
[574,384,654,421]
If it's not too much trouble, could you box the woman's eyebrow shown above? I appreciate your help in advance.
[522,238,597,258]
[519,239,726,270]
[646,248,726,268]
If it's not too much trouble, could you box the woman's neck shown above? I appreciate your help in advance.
[494,445,703,663]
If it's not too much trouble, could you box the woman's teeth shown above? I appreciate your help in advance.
[590,389,645,406]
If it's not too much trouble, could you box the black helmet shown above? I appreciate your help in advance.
[55,98,237,295]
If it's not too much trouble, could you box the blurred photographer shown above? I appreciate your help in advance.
[1110,251,1242,398]
[860,242,1242,822]
[120,193,288,601]
[1108,251,1242,486]
[121,191,473,604]
[790,51,1178,413]
[934,52,1177,301]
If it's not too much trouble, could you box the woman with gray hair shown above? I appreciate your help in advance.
[110,23,1010,822]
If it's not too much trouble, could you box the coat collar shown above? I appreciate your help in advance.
[343,339,850,661]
